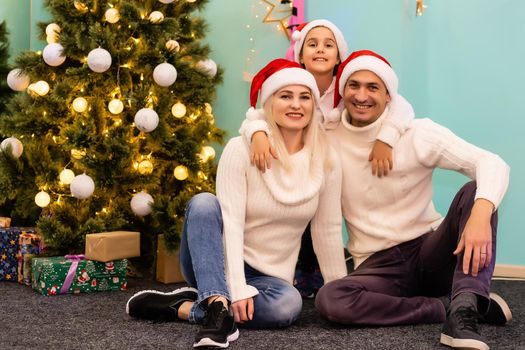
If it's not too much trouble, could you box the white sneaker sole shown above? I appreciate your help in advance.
[440,333,489,350]
[489,292,513,323]
[125,286,198,315]
[193,328,240,348]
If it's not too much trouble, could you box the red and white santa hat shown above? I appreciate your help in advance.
[246,58,320,120]
[332,49,398,108]
[291,19,348,64]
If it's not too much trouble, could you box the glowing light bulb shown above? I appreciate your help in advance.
[138,160,153,175]
[173,165,189,180]
[149,11,164,23]
[59,168,75,185]
[33,81,50,96]
[171,102,187,118]
[35,191,51,208]
[199,146,216,162]
[105,8,120,23]
[108,99,124,114]
[71,149,86,159]
[72,97,88,112]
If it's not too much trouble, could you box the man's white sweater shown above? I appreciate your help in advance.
[329,109,510,268]
[216,137,347,302]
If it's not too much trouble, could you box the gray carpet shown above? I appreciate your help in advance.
[1,279,523,349]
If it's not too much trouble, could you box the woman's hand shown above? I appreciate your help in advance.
[368,140,393,177]
[251,131,277,173]
[231,297,254,324]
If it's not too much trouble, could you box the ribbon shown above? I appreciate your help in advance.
[285,0,305,61]
[60,254,85,294]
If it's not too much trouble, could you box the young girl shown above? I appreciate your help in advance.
[241,19,415,298]
[126,59,347,348]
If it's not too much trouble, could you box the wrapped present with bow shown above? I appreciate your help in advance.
[1,227,37,281]
[32,255,127,296]
[17,231,44,285]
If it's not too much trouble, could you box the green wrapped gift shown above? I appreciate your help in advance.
[32,255,127,296]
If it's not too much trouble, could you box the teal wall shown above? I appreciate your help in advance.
[1,1,523,266]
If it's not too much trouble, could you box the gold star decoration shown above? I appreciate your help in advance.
[262,0,294,39]
[416,0,427,16]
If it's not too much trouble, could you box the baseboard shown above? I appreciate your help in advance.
[493,264,525,279]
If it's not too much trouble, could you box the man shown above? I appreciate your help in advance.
[315,50,511,350]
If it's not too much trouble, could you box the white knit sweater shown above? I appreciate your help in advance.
[216,137,347,302]
[329,109,510,268]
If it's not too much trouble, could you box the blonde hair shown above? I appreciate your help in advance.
[262,90,332,173]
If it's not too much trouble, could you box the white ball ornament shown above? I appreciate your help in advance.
[70,174,95,199]
[72,97,88,113]
[196,59,217,78]
[87,48,112,73]
[7,69,30,91]
[35,191,51,208]
[105,8,120,23]
[45,23,61,36]
[108,99,124,114]
[130,191,154,216]
[187,0,197,2]
[33,81,50,96]
[59,169,75,185]
[153,62,177,87]
[165,40,180,52]
[149,11,164,24]
[134,108,159,132]
[173,165,189,180]
[199,146,216,162]
[159,0,175,3]
[43,43,66,66]
[1,137,23,158]
[171,102,186,118]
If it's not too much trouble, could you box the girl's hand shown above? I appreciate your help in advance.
[231,298,254,323]
[251,131,278,172]
[368,140,393,177]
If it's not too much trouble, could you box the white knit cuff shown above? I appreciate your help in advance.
[239,119,271,146]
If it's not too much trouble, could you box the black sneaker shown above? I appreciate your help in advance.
[193,301,239,348]
[126,286,197,322]
[440,306,488,350]
[480,292,512,326]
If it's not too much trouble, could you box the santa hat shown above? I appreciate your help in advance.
[291,20,348,64]
[328,50,398,121]
[246,58,320,120]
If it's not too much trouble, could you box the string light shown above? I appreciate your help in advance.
[72,97,88,113]
[108,99,124,114]
[173,165,189,180]
[35,191,51,207]
[59,169,75,185]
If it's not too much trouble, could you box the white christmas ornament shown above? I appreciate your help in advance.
[196,59,217,78]
[159,0,175,3]
[43,43,66,66]
[134,108,159,132]
[33,81,50,96]
[46,34,59,44]
[105,8,120,23]
[35,191,51,208]
[187,0,197,2]
[173,165,189,180]
[153,62,177,87]
[87,48,112,73]
[7,69,30,91]
[108,99,124,114]
[165,40,180,52]
[130,191,154,216]
[70,174,95,199]
[171,102,186,118]
[72,97,88,113]
[199,146,216,162]
[149,11,164,23]
[1,137,23,158]
[45,23,61,36]
[59,169,75,185]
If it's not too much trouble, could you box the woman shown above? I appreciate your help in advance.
[126,58,347,349]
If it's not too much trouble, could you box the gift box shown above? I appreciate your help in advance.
[32,255,127,296]
[1,227,37,281]
[0,217,11,228]
[156,234,185,284]
[17,232,43,285]
[85,231,140,262]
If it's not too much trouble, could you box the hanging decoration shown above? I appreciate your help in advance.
[416,0,427,16]
[261,0,295,39]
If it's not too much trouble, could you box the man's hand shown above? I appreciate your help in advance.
[250,131,278,172]
[368,140,393,177]
[231,297,254,324]
[453,198,494,276]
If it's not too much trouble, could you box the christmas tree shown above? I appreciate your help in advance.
[0,21,13,116]
[0,0,224,264]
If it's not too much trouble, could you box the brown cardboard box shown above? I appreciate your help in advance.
[0,217,11,228]
[156,234,185,284]
[85,231,140,262]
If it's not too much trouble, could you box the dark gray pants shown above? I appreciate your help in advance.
[315,182,498,326]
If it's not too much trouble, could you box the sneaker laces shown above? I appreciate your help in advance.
[455,306,480,333]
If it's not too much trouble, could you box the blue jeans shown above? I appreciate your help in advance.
[180,192,302,328]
